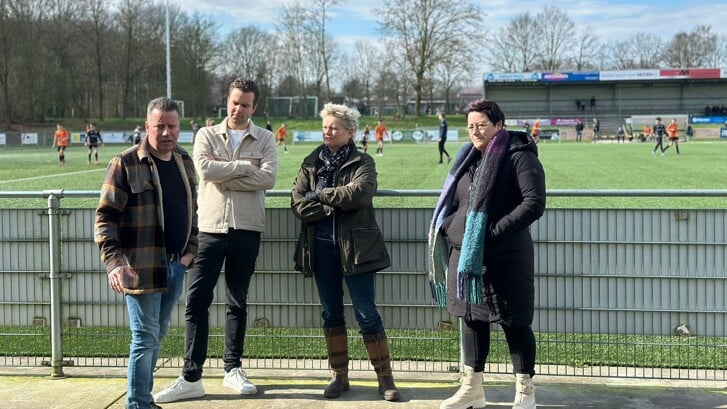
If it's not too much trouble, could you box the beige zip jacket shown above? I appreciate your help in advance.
[193,118,278,233]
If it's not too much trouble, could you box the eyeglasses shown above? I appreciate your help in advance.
[467,122,490,133]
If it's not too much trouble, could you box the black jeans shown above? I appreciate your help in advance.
[182,230,260,381]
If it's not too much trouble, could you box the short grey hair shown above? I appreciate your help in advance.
[146,97,179,120]
[319,103,360,131]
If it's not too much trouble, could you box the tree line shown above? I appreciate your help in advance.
[1,0,725,127]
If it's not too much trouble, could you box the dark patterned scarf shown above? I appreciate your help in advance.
[316,140,353,188]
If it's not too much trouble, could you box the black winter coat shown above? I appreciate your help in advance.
[441,131,545,325]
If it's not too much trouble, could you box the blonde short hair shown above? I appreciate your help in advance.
[319,103,360,131]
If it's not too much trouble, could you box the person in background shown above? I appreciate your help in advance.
[374,120,388,156]
[265,120,273,132]
[652,117,667,156]
[154,78,278,404]
[86,122,103,165]
[530,118,541,143]
[53,123,70,166]
[191,121,201,145]
[662,118,680,155]
[291,103,400,402]
[616,126,625,143]
[95,97,198,409]
[591,117,600,143]
[205,118,215,127]
[275,123,289,153]
[438,113,451,164]
[133,125,143,145]
[575,119,584,143]
[361,123,370,153]
[429,99,546,409]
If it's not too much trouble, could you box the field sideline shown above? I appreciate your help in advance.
[0,140,725,209]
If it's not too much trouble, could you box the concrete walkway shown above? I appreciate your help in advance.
[1,366,727,409]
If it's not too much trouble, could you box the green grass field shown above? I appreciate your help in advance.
[0,139,725,208]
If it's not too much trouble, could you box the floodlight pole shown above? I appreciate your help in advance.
[165,0,171,98]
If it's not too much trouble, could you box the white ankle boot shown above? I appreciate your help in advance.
[440,365,486,409]
[512,373,536,409]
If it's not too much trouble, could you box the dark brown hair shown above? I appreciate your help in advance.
[467,99,505,126]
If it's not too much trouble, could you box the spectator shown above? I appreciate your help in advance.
[291,103,400,401]
[95,97,198,409]
[429,99,545,409]
[616,126,625,143]
[154,78,278,404]
[590,96,596,111]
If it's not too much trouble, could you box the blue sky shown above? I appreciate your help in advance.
[176,0,726,50]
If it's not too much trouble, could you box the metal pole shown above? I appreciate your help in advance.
[165,0,171,98]
[45,190,65,378]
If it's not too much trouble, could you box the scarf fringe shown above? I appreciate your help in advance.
[430,281,447,308]
[457,273,484,305]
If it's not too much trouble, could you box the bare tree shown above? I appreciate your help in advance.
[172,12,218,118]
[606,33,665,69]
[706,34,727,68]
[375,0,482,116]
[663,25,717,68]
[535,6,575,71]
[300,0,341,102]
[488,12,541,72]
[80,0,112,120]
[570,27,601,70]
[432,42,472,114]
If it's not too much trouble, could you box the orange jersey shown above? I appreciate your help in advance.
[54,129,69,147]
[643,126,652,136]
[275,127,287,140]
[374,124,386,141]
[666,123,678,138]
[531,121,541,136]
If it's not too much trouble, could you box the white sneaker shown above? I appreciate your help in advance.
[153,375,205,403]
[223,367,258,395]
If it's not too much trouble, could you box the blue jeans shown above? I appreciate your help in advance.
[125,261,186,409]
[312,239,384,335]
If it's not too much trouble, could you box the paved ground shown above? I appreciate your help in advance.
[1,365,727,409]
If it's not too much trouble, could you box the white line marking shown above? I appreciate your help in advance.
[0,168,105,184]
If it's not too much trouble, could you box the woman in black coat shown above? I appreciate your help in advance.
[428,99,545,409]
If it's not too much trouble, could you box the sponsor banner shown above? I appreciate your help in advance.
[690,116,727,124]
[659,68,721,79]
[179,131,193,144]
[509,119,579,127]
[600,69,660,81]
[541,71,599,82]
[721,128,727,139]
[293,130,459,143]
[485,72,540,82]
[21,133,38,145]
[0,133,5,145]
[71,132,84,144]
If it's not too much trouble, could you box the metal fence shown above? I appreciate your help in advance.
[0,189,726,381]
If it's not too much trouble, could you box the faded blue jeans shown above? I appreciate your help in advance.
[125,261,186,409]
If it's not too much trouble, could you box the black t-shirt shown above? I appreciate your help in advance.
[87,130,102,145]
[154,155,188,254]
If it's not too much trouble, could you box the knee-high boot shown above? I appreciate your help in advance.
[323,326,350,398]
[440,365,486,409]
[363,331,400,401]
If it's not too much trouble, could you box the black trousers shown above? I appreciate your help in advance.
[182,230,261,381]
[438,140,450,162]
[461,318,536,377]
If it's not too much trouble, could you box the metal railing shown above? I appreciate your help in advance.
[1,189,726,381]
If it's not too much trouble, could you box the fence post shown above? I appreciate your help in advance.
[44,189,66,378]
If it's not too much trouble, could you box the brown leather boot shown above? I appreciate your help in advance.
[363,331,400,401]
[323,326,350,398]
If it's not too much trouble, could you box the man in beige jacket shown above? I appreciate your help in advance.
[155,78,278,403]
